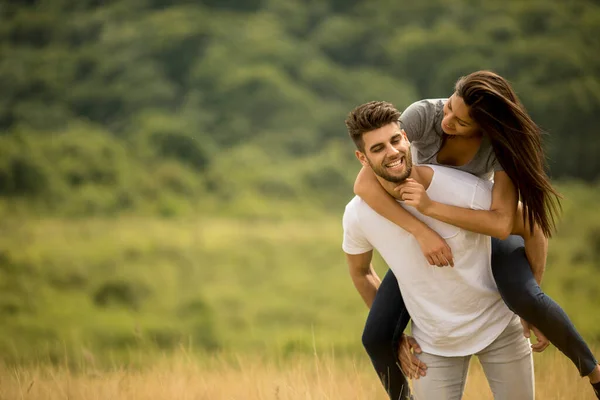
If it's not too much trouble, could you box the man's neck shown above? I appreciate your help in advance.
[376,166,431,200]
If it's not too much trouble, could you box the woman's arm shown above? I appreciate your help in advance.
[398,170,547,282]
[399,171,518,239]
[511,202,547,285]
[354,166,454,267]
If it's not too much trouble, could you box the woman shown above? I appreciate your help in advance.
[354,70,600,400]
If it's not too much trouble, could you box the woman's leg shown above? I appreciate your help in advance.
[362,268,412,400]
[491,235,599,377]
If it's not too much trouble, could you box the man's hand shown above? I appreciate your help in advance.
[398,334,427,379]
[520,318,550,352]
[413,227,454,267]
[396,179,434,214]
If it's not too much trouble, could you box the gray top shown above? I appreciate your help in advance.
[399,98,502,181]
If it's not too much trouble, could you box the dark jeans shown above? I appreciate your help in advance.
[362,235,598,400]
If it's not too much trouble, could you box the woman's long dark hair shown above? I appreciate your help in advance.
[456,70,561,237]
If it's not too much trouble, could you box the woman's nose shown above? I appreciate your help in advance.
[443,116,453,128]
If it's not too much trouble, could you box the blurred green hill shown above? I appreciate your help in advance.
[2,0,600,216]
[1,0,600,364]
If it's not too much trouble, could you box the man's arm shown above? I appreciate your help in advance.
[345,251,380,308]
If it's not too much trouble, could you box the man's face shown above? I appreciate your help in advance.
[356,122,413,183]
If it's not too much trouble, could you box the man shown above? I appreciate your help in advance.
[342,101,534,399]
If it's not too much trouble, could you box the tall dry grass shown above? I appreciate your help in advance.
[0,349,596,399]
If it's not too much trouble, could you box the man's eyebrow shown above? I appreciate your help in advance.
[369,142,384,152]
[368,134,402,152]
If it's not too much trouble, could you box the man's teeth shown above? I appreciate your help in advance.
[386,158,404,168]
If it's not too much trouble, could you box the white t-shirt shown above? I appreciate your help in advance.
[342,165,514,357]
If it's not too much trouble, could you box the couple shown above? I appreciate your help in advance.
[341,71,600,399]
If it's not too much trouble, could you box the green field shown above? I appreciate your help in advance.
[1,181,599,366]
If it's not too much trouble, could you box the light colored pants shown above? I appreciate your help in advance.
[412,316,534,400]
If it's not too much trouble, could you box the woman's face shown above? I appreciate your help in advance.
[441,93,480,137]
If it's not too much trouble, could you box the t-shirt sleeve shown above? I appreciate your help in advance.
[488,149,504,172]
[492,158,504,172]
[342,203,373,255]
[399,99,440,143]
[471,179,494,211]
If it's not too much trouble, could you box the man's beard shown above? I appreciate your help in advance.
[367,149,413,184]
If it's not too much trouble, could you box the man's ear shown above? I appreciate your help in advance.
[399,123,409,141]
[355,150,369,167]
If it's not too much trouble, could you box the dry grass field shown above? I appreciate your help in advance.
[0,348,597,400]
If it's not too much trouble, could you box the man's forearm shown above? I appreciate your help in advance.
[350,266,381,308]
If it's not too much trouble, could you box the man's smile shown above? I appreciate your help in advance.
[385,156,406,171]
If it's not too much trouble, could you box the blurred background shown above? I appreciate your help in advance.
[1,0,600,367]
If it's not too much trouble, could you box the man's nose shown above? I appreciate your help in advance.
[386,145,400,156]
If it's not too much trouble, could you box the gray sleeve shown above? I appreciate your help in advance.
[492,158,504,172]
[399,99,441,143]
[489,151,504,172]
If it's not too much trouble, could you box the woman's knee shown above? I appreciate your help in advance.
[491,236,542,316]
[362,320,394,355]
[500,285,546,320]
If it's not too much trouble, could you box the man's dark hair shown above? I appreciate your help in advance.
[345,101,401,152]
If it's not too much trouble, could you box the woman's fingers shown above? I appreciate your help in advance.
[397,187,414,198]
[395,181,419,193]
[430,253,446,267]
[441,246,454,267]
[401,194,415,202]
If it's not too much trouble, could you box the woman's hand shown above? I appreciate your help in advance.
[396,179,434,214]
[414,226,454,267]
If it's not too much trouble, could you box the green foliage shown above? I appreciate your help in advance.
[1,0,600,216]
